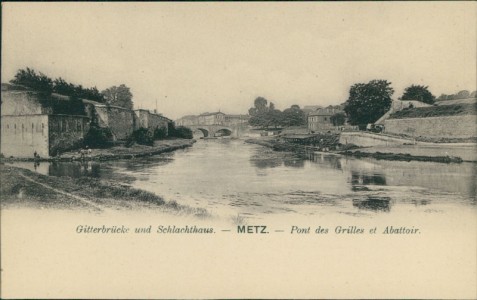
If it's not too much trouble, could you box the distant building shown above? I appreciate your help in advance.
[1,83,89,157]
[175,115,199,126]
[224,114,249,125]
[307,106,344,132]
[302,105,323,116]
[198,112,225,125]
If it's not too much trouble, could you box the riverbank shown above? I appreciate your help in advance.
[0,138,196,162]
[0,164,209,217]
[345,144,476,162]
[244,133,343,153]
[245,136,471,163]
[339,150,463,163]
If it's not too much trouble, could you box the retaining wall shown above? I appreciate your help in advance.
[384,115,477,139]
[339,132,413,147]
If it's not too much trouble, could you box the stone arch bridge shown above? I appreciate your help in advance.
[187,124,250,138]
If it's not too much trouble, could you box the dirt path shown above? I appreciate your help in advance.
[18,171,105,212]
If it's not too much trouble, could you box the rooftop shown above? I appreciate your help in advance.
[199,111,225,116]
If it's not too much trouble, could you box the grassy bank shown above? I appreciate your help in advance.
[1,138,196,162]
[389,102,476,119]
[0,165,209,217]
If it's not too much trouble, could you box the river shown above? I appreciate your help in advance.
[15,138,476,222]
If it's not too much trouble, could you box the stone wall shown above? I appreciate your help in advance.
[384,115,477,138]
[134,110,170,135]
[1,90,45,115]
[339,132,412,147]
[1,115,50,157]
[134,110,149,129]
[94,105,135,140]
[148,114,169,136]
[48,115,90,156]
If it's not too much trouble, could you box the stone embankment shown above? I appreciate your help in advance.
[0,139,195,162]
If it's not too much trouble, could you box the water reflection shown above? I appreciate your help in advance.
[306,152,342,170]
[49,161,101,178]
[8,139,476,218]
[350,171,387,186]
[353,196,392,212]
[249,150,284,169]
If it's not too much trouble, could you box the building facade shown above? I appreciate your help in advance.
[198,112,225,125]
[307,106,344,132]
[224,114,249,125]
[175,115,199,126]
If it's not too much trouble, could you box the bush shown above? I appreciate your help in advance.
[153,127,167,140]
[389,103,476,119]
[84,125,114,148]
[127,127,154,146]
[169,125,193,139]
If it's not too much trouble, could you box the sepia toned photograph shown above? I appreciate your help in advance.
[1,2,476,299]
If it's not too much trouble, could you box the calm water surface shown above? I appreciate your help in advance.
[18,139,476,220]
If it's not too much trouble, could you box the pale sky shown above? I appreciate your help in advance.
[2,2,476,119]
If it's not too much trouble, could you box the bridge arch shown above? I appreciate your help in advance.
[214,128,232,137]
[194,128,209,137]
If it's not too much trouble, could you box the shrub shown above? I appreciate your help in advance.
[169,125,193,139]
[127,127,154,146]
[84,125,114,148]
[153,127,167,140]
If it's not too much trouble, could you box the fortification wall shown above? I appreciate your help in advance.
[1,115,50,157]
[48,115,90,156]
[384,115,477,138]
[1,90,44,115]
[95,106,134,140]
[339,132,412,147]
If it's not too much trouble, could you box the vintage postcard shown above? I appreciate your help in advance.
[1,2,476,299]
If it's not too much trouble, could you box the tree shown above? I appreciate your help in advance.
[101,84,133,109]
[400,85,435,104]
[248,97,269,116]
[10,67,53,93]
[344,79,394,126]
[281,105,306,127]
[470,91,477,98]
[456,90,470,99]
[330,112,346,126]
[437,94,448,101]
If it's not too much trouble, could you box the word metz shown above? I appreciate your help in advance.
[237,225,268,234]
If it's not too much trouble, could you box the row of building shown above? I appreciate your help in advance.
[175,107,345,132]
[175,112,249,127]
[0,83,173,158]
